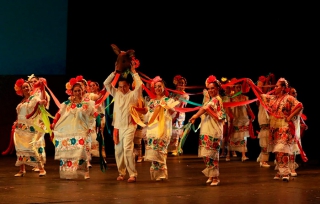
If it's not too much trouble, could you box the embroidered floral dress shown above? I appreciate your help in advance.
[53,98,96,179]
[261,94,302,175]
[229,95,250,152]
[14,95,45,168]
[144,96,177,180]
[199,96,226,178]
[168,92,190,153]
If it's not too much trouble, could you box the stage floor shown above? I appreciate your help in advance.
[0,154,320,204]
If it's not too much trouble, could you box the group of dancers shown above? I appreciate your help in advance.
[6,60,307,186]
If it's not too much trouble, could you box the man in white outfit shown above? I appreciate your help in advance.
[103,61,142,183]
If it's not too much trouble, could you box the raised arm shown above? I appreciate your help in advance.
[103,71,117,97]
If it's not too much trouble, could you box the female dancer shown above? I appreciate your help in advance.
[260,78,303,181]
[51,77,97,179]
[137,76,177,181]
[227,81,255,162]
[27,74,51,172]
[168,75,189,156]
[13,78,47,177]
[256,73,275,167]
[189,75,226,186]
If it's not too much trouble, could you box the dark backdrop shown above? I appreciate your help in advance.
[0,2,318,162]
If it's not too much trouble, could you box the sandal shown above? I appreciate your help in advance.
[226,156,231,162]
[127,177,136,183]
[210,178,220,186]
[14,171,26,177]
[84,172,90,179]
[117,175,124,181]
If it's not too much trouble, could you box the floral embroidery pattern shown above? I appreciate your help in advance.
[203,156,219,169]
[59,158,86,172]
[146,137,168,152]
[17,155,37,162]
[147,97,170,113]
[64,99,92,113]
[55,137,85,149]
[233,125,249,132]
[229,140,246,147]
[199,135,220,150]
[38,147,44,154]
[150,161,166,171]
[15,123,36,133]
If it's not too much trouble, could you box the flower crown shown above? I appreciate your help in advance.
[149,76,169,96]
[65,75,85,95]
[14,78,26,96]
[259,76,266,83]
[205,75,218,88]
[173,75,187,86]
[151,76,162,87]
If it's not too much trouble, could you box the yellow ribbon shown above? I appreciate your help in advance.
[130,97,147,127]
[130,106,146,127]
[157,106,165,138]
[30,105,54,144]
[105,98,114,110]
[39,105,54,134]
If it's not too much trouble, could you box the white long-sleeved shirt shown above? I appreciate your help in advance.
[103,72,142,129]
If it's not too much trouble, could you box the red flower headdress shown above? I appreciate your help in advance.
[173,75,182,85]
[257,75,266,89]
[149,76,169,96]
[259,76,266,83]
[65,76,85,95]
[151,76,162,87]
[173,74,187,86]
[205,75,217,88]
[14,78,26,96]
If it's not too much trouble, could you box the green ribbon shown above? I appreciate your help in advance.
[96,114,107,172]
[178,97,202,106]
[230,91,242,98]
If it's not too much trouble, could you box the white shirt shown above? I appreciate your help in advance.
[104,72,142,129]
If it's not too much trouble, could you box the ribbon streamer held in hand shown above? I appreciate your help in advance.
[178,122,193,155]
[96,114,107,172]
[289,121,308,162]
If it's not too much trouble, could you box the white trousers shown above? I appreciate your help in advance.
[115,127,137,178]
